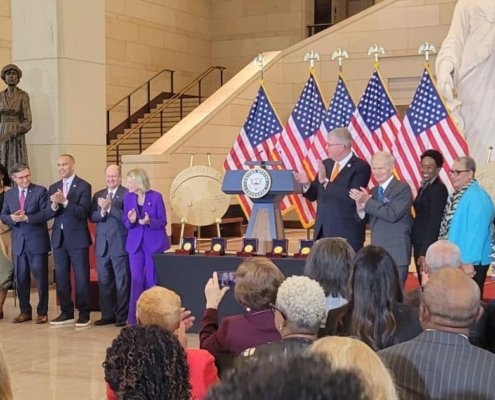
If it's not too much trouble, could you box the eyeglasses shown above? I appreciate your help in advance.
[449,169,471,177]
[269,303,286,320]
[326,143,343,148]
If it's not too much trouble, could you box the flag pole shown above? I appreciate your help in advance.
[253,53,265,82]
[418,41,436,69]
[304,50,320,71]
[368,44,385,69]
[331,48,348,74]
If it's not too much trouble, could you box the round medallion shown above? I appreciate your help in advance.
[244,244,254,253]
[213,243,222,252]
[183,242,192,251]
[241,168,272,199]
[301,247,310,255]
[273,246,283,254]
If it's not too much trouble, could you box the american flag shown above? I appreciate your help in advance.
[394,68,468,191]
[303,75,356,181]
[224,84,283,217]
[348,70,402,162]
[275,72,327,227]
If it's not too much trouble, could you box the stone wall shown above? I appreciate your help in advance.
[0,0,10,68]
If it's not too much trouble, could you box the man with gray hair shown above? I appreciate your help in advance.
[294,127,371,251]
[350,151,413,286]
[379,268,495,399]
[422,239,462,283]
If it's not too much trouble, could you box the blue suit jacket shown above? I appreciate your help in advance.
[90,185,128,257]
[48,175,92,249]
[303,154,371,250]
[123,190,170,255]
[0,184,51,255]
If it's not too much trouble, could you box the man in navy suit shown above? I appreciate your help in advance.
[294,128,371,251]
[90,165,129,327]
[48,154,92,327]
[0,163,52,324]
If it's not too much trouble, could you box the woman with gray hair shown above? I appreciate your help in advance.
[243,276,326,357]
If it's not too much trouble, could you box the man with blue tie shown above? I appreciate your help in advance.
[48,154,92,327]
[350,151,413,286]
[90,165,129,327]
[0,163,52,324]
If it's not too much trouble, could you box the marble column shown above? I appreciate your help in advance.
[10,0,106,187]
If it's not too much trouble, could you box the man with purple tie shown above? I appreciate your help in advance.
[0,163,52,324]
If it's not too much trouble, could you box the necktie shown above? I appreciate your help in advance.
[107,191,114,200]
[378,186,384,201]
[63,180,69,197]
[330,163,340,182]
[19,189,26,210]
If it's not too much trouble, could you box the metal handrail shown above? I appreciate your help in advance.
[106,68,175,138]
[107,66,225,155]
[306,23,334,37]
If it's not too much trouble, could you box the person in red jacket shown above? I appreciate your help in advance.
[105,286,219,400]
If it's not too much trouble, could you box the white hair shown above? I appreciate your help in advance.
[276,276,326,332]
[425,240,462,274]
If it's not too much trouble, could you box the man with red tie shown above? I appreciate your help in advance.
[0,163,52,323]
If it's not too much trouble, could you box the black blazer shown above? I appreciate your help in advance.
[411,177,448,258]
[49,175,92,249]
[90,185,128,257]
[0,184,52,255]
[303,154,371,251]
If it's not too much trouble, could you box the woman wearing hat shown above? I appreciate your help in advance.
[0,64,32,171]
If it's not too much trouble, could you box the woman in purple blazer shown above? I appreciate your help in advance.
[123,168,170,325]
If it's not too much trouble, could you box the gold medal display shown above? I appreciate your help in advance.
[301,247,310,255]
[183,242,192,251]
[244,244,253,253]
[273,246,283,254]
[213,243,222,252]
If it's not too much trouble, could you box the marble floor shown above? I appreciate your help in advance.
[0,289,199,400]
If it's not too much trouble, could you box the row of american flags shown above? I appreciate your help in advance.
[224,67,468,228]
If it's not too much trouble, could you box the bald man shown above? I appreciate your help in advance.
[379,269,495,399]
[90,165,129,327]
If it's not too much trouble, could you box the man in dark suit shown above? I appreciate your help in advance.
[90,165,129,327]
[294,127,371,251]
[379,268,495,399]
[0,163,52,324]
[411,150,448,285]
[49,154,92,327]
[350,151,412,285]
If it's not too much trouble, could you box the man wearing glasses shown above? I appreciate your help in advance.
[293,128,371,251]
[438,156,494,296]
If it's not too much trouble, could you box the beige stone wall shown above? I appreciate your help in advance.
[210,0,313,82]
[0,0,10,69]
[131,0,459,225]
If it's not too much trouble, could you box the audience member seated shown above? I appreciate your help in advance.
[334,245,422,350]
[0,344,13,400]
[205,353,369,400]
[200,258,284,356]
[136,286,219,400]
[379,268,495,399]
[303,238,355,337]
[103,325,191,400]
[404,240,489,349]
[311,336,398,400]
[243,276,326,358]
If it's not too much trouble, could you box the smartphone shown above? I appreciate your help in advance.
[217,270,236,288]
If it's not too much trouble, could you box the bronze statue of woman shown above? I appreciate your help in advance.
[0,64,32,172]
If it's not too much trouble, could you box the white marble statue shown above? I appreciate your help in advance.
[435,0,495,164]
